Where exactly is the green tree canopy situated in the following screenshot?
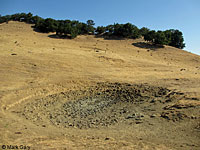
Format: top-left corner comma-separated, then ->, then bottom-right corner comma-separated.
139,27 -> 150,36
95,26 -> 106,35
86,20 -> 95,34
169,30 -> 185,49
144,30 -> 156,42
154,31 -> 168,45
0,12 -> 186,48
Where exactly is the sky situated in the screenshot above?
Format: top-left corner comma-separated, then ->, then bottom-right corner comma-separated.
0,0 -> 199,55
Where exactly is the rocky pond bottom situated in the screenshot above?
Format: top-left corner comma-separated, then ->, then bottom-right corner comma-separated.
14,82 -> 197,129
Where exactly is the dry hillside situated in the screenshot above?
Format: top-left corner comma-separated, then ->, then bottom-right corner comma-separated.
0,21 -> 200,150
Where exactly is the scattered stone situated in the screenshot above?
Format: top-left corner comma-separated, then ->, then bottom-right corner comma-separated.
190,116 -> 197,119
68,123 -> 73,126
150,114 -> 156,118
180,68 -> 186,71
161,111 -> 187,121
135,117 -> 142,121
17,82 -> 184,129
126,115 -> 134,119
164,100 -> 200,109
105,137 -> 110,140
165,99 -> 172,103
150,99 -> 156,103
135,121 -> 143,124
15,132 -> 22,134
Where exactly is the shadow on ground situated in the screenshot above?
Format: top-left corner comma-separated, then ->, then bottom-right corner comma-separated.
132,42 -> 164,50
31,26 -> 71,39
48,34 -> 71,39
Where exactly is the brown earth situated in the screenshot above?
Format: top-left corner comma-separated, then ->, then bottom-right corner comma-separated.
0,21 -> 200,150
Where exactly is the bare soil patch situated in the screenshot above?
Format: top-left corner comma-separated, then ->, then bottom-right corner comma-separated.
13,82 -> 199,129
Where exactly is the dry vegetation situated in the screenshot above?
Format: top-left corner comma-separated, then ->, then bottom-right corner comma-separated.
0,21 -> 200,150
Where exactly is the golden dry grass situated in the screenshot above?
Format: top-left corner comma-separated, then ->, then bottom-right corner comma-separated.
0,21 -> 200,150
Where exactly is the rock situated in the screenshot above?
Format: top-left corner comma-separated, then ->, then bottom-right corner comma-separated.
135,118 -> 142,121
135,121 -> 143,124
15,132 -> 22,134
150,114 -> 156,118
105,137 -> 110,140
180,68 -> 186,71
191,116 -> 197,119
68,123 -> 73,126
150,99 -> 156,103
125,115 -> 134,119
161,111 -> 187,121
165,99 -> 172,103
